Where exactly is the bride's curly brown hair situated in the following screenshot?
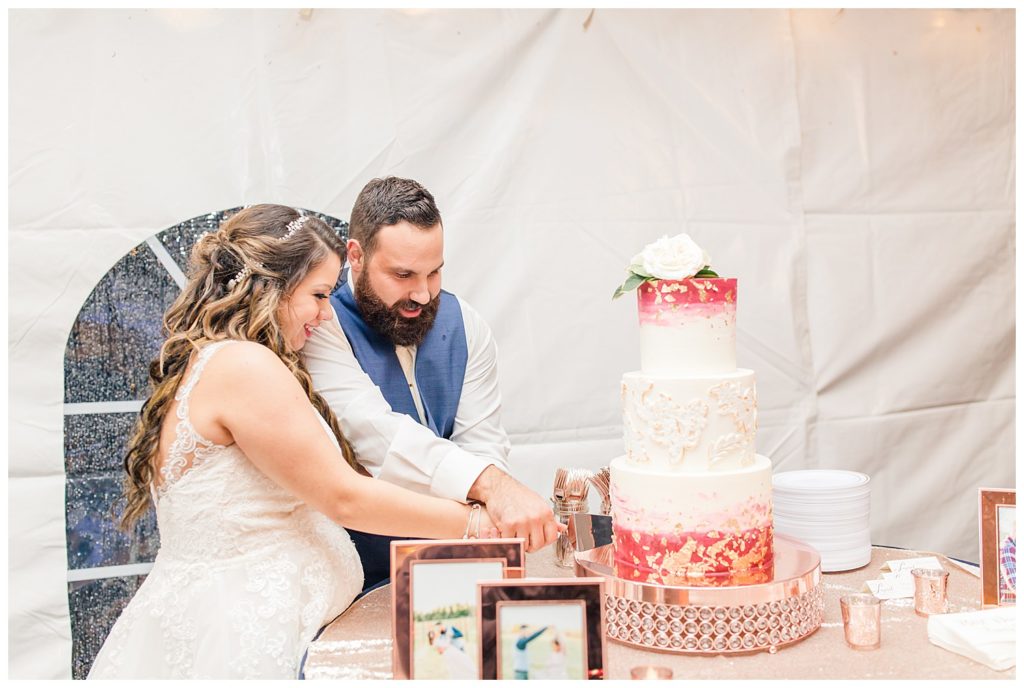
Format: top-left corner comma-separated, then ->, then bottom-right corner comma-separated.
120,204 -> 363,529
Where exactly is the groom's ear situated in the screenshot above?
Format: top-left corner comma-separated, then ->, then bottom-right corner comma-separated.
347,239 -> 364,271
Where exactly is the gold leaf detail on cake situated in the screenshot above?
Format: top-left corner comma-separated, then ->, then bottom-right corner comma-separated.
705,539 -> 728,562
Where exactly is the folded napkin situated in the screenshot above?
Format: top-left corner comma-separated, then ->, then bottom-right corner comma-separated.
927,607 -> 1017,671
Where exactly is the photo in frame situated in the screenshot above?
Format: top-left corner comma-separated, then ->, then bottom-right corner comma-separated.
477,578 -> 606,680
979,488 -> 1016,607
390,538 -> 525,680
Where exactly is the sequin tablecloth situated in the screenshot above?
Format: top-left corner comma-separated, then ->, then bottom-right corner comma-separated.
303,547 -> 1014,680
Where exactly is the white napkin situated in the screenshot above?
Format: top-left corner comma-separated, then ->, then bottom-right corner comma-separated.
927,607 -> 1017,671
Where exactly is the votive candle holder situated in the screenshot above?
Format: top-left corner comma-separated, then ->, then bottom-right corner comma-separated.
630,666 -> 674,680
911,568 -> 949,616
839,594 -> 881,650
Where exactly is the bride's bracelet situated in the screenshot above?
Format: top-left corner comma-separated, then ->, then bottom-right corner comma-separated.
463,502 -> 482,539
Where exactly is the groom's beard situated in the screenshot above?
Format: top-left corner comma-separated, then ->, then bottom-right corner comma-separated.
354,273 -> 440,347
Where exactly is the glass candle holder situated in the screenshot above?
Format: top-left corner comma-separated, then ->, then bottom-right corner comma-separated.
630,666 -> 674,680
911,568 -> 949,616
839,594 -> 881,650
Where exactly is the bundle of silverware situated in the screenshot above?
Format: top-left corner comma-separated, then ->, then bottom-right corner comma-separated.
552,467 -> 593,567
589,466 -> 611,516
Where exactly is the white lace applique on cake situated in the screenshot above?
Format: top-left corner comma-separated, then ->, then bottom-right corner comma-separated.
707,433 -> 750,468
708,380 -> 757,467
708,380 -> 757,433
624,383 -> 708,466
671,399 -> 710,465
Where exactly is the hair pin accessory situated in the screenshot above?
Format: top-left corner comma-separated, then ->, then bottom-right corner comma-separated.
280,215 -> 310,241
227,262 -> 264,290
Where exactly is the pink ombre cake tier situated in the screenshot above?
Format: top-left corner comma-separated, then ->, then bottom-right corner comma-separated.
610,454 -> 774,586
637,278 -> 737,376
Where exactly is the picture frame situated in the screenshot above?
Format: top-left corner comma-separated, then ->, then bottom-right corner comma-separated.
477,577 -> 606,680
390,538 -> 525,680
979,488 -> 1016,607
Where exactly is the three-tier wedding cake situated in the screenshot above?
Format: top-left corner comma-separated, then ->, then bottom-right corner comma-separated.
610,235 -> 774,586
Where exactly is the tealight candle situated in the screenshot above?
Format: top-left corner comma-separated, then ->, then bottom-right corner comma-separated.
630,665 -> 674,680
839,594 -> 881,650
911,568 -> 949,616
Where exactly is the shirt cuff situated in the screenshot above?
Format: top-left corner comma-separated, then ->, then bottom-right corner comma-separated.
430,448 -> 499,502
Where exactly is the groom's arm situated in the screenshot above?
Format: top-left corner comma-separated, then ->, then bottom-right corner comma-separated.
304,304 -> 560,551
303,315 -> 497,501
456,300 -> 560,550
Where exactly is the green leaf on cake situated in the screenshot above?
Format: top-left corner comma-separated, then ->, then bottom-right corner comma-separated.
628,262 -> 652,278
694,267 -> 719,278
612,272 -> 648,300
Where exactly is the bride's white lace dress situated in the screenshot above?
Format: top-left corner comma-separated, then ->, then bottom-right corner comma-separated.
88,341 -> 363,679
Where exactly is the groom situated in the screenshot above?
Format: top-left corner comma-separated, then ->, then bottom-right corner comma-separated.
304,176 -> 559,590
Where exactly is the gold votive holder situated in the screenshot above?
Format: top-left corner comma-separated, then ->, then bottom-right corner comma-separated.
630,666 -> 674,680
839,593 -> 881,650
911,568 -> 949,616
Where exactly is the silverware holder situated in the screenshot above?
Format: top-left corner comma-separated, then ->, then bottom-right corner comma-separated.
552,498 -> 588,567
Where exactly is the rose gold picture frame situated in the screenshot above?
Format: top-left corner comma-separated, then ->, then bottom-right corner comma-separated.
390,538 -> 525,680
979,488 -> 1015,607
477,577 -> 606,680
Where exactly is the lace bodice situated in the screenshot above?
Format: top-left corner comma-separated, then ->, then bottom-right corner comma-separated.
88,340 -> 363,679
155,339 -> 233,497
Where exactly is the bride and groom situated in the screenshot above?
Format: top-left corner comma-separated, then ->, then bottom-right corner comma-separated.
87,178 -> 562,679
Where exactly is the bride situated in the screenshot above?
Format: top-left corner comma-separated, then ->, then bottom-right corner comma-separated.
88,205 -> 501,679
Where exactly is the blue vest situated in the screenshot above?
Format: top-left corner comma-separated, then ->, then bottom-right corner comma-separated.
330,281 -> 468,438
330,279 -> 470,592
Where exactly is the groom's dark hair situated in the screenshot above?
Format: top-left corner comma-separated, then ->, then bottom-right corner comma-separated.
349,176 -> 442,258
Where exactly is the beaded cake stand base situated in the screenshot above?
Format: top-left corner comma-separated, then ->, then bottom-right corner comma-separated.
573,525 -> 824,655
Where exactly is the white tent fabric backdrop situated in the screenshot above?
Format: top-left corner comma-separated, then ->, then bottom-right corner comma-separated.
8,8 -> 1014,679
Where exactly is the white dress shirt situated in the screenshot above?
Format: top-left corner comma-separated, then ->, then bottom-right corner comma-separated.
302,289 -> 511,502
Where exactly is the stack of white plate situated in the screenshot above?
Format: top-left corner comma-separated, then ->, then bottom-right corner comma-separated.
772,470 -> 871,572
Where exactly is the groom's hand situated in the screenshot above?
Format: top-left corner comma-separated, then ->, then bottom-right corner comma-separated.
468,465 -> 564,552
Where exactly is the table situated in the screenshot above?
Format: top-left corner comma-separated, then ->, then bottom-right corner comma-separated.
302,547 -> 1014,680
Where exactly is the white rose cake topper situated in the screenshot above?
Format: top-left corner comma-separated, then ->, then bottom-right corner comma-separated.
613,233 -> 718,299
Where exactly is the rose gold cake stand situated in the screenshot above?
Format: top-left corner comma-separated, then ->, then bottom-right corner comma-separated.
573,522 -> 823,655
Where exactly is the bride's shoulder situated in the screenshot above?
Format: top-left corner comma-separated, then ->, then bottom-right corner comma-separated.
202,340 -> 292,385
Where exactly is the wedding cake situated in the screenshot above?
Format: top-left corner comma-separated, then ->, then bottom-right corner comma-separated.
610,235 -> 773,586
